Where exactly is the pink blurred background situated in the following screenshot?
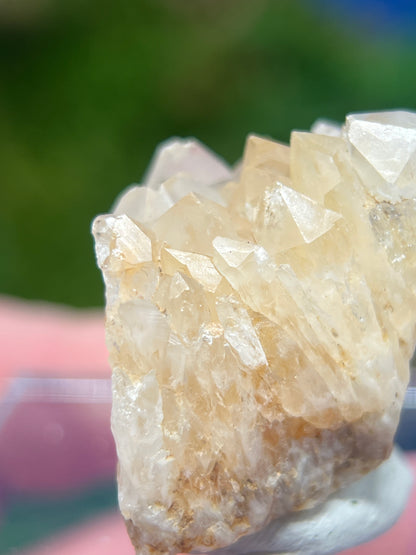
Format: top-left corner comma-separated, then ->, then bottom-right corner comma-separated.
1,295 -> 416,555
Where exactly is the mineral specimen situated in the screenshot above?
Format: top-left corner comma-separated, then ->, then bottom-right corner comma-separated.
92,111 -> 416,555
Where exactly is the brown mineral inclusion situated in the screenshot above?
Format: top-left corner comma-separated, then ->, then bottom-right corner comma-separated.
93,111 -> 416,555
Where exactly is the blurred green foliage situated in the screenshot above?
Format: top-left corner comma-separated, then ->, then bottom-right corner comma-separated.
1,0 -> 416,307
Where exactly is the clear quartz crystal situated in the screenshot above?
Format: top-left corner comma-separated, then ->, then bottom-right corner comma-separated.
92,111 -> 416,555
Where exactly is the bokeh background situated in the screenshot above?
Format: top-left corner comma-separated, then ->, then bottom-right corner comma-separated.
2,0 -> 416,307
1,1 -> 416,554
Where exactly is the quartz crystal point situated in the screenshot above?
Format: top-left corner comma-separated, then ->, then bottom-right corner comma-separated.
92,111 -> 416,555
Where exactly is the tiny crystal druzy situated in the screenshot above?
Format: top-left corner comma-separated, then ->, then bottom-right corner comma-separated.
93,111 -> 416,555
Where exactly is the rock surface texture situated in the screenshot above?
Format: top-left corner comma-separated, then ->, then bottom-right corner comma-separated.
93,111 -> 416,555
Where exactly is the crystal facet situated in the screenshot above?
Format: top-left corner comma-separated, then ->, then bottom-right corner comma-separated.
93,111 -> 416,555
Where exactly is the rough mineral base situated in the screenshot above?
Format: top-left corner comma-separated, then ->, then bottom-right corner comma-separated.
93,111 -> 416,555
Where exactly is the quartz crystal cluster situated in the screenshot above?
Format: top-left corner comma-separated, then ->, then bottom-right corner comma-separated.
93,111 -> 416,555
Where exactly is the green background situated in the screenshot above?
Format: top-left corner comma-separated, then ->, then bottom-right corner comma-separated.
1,0 -> 416,307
